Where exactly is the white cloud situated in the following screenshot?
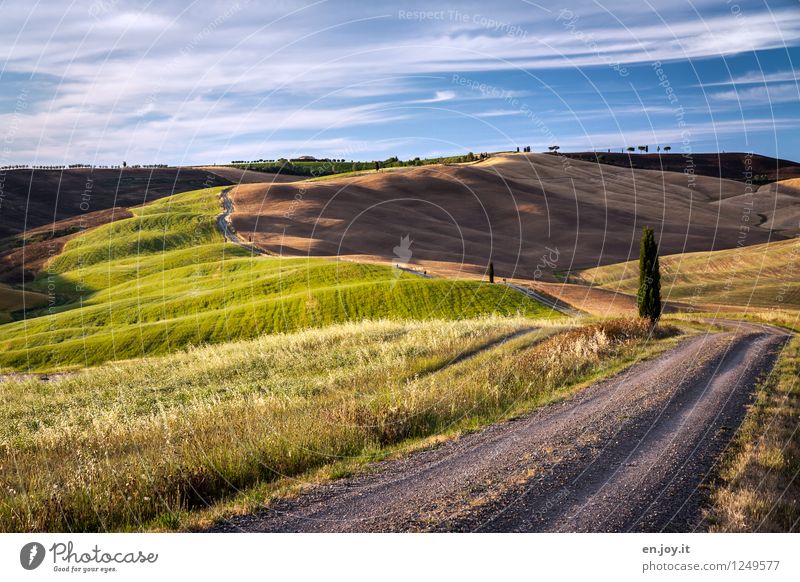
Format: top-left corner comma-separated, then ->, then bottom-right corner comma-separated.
474,109 -> 520,118
1,1 -> 799,164
711,84 -> 800,104
700,70 -> 799,87
414,90 -> 456,103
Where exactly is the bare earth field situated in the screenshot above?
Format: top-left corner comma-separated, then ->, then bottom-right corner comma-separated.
228,153 -> 787,280
196,166 -> 302,184
736,178 -> 800,234
0,207 -> 133,286
560,151 -> 800,183
0,166 -> 231,238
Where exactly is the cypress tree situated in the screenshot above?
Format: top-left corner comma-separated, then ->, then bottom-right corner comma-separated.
637,227 -> 661,322
488,261 -> 495,284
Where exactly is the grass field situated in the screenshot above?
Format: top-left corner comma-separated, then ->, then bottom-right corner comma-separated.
707,312 -> 799,531
0,316 -> 678,532
0,282 -> 48,323
0,187 -> 557,372
575,238 -> 800,310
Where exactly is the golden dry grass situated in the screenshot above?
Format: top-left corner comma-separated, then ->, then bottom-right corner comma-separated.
708,332 -> 800,532
577,238 -> 800,310
0,316 -> 674,532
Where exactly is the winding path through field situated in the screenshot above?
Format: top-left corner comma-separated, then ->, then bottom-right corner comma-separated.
213,320 -> 789,532
217,187 -> 264,253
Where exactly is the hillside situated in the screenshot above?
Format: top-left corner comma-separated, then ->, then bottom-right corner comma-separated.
228,152 -> 787,279
196,166 -> 301,184
559,152 -> 800,183
0,282 -> 47,323
0,207 -> 134,288
0,167 -> 231,238
736,178 -> 800,233
575,237 -> 800,310
0,186 -> 557,372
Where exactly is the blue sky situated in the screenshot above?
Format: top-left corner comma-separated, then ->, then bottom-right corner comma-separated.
0,0 -> 798,165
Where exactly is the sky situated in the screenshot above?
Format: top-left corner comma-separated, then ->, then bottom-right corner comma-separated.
0,0 -> 798,165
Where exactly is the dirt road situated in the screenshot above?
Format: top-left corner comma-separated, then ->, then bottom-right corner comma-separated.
505,283 -> 584,317
216,188 -> 267,255
213,321 -> 789,533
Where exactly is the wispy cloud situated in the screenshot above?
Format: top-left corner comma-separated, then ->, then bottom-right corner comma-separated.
0,1 -> 798,164
711,83 -> 800,104
474,109 -> 520,118
414,90 -> 456,103
700,70 -> 799,87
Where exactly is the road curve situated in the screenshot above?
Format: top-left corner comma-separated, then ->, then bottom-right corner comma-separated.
212,321 -> 789,533
216,187 -> 266,255
505,283 -> 584,317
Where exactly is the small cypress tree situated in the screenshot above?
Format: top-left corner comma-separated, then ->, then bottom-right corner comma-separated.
637,227 -> 661,322
488,261 -> 495,284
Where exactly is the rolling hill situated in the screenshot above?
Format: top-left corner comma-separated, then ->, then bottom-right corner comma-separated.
559,152 -> 800,183
0,207 -> 134,288
0,282 -> 47,323
196,166 -> 301,184
0,186 -> 557,372
575,237 -> 800,310
0,166 -> 231,238
228,152 -> 788,280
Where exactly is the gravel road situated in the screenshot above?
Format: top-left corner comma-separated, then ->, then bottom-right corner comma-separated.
213,322 -> 789,533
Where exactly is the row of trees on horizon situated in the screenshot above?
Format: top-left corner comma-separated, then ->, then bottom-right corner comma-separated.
0,145 -> 687,173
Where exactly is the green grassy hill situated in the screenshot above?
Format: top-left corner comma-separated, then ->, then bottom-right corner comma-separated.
576,238 -> 800,309
0,283 -> 48,323
0,187 -> 557,371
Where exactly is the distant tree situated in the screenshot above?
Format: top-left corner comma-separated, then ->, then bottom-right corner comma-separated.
488,261 -> 495,284
516,146 -> 520,153
626,146 -> 635,153
637,227 -> 661,323
122,161 -> 127,168
663,146 -> 672,152
637,146 -> 647,153
467,151 -> 475,162
374,161 -> 380,172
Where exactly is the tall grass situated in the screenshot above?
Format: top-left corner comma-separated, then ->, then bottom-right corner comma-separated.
576,238 -> 800,309
708,334 -> 800,531
0,317 -> 674,532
